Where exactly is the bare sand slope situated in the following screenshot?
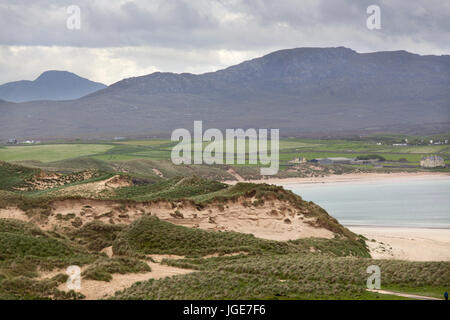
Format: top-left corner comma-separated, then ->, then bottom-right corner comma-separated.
0,207 -> 29,221
350,227 -> 450,261
52,260 -> 195,300
48,175 -> 132,197
0,197 -> 334,241
227,168 -> 244,181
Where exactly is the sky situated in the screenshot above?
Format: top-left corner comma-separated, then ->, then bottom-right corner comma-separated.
1,0 -> 449,85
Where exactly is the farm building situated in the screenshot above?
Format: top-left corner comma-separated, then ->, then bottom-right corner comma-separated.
289,157 -> 307,164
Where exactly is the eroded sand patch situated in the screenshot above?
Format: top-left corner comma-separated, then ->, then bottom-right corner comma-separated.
50,175 -> 131,197
0,207 -> 29,221
148,254 -> 185,263
56,261 -> 195,300
2,197 -> 335,241
227,168 -> 244,181
152,168 -> 164,178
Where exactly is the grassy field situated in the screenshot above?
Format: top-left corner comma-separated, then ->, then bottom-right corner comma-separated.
1,135 -> 448,166
0,144 -> 113,163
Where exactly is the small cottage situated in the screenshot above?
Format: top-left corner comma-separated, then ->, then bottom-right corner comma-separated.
289,157 -> 307,164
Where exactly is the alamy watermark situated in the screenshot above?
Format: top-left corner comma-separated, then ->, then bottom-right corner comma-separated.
366,265 -> 381,289
366,5 -> 381,30
66,265 -> 81,290
171,121 -> 279,175
66,5 -> 81,30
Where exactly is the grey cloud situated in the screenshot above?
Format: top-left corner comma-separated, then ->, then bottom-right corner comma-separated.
0,0 -> 449,85
0,0 -> 449,51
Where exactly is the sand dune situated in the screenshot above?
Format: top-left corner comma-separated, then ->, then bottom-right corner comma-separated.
0,196 -> 335,241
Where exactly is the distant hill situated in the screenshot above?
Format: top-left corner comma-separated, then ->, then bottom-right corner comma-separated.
0,70 -> 106,102
0,47 -> 449,140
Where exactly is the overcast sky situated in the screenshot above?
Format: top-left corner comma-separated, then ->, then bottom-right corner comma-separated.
1,0 -> 449,85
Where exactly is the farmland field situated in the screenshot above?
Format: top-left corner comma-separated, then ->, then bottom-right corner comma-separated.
0,144 -> 113,163
1,135 -> 449,171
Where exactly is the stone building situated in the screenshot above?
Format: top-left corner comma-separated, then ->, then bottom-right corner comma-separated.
289,157 -> 307,164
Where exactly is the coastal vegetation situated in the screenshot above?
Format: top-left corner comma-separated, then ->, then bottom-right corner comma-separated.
0,145 -> 448,300
113,254 -> 449,300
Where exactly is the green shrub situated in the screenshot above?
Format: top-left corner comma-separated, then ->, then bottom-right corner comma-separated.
69,221 -> 125,251
356,155 -> 386,161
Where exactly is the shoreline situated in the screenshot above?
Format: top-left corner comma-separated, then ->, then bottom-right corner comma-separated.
225,171 -> 450,186
348,226 -> 450,261
344,224 -> 450,230
225,172 -> 450,261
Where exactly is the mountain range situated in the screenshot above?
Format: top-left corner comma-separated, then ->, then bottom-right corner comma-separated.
1,47 -> 449,140
0,71 -> 106,103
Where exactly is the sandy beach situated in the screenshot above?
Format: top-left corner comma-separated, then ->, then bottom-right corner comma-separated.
225,171 -> 450,186
349,226 -> 450,261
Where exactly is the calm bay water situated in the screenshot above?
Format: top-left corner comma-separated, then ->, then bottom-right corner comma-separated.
285,178 -> 450,228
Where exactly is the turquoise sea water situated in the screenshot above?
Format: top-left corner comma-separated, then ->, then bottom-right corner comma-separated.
285,178 -> 450,228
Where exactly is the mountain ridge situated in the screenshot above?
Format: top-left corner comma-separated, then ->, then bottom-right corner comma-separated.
1,47 -> 449,140
0,70 -> 107,103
